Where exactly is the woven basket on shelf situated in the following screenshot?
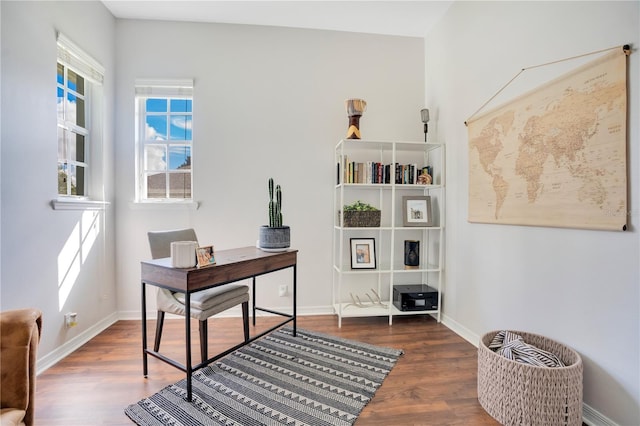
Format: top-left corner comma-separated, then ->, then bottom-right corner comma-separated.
477,330 -> 583,426
339,210 -> 381,227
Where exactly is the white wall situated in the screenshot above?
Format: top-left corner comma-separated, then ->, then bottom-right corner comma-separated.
0,1 -> 116,362
425,1 -> 639,424
113,21 -> 425,316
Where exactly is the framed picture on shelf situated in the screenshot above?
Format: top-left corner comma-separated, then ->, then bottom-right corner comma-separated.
402,196 -> 433,227
196,245 -> 216,268
350,238 -> 376,269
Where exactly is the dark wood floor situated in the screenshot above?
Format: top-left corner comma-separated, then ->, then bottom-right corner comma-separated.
35,314 -> 499,425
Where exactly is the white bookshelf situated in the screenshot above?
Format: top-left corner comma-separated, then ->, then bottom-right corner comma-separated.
332,139 -> 445,327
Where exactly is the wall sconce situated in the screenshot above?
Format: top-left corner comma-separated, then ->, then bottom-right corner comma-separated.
420,108 -> 430,142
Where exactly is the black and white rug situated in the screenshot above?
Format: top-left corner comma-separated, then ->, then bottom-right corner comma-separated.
125,327 -> 403,426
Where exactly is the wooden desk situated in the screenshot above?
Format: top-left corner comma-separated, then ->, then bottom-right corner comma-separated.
141,246 -> 298,401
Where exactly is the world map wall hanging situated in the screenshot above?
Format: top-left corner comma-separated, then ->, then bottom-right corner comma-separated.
466,46 -> 630,231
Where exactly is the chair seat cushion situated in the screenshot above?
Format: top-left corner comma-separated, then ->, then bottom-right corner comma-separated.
157,286 -> 250,321
173,284 -> 248,310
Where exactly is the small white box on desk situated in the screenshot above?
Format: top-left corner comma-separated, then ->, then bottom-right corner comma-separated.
170,241 -> 197,268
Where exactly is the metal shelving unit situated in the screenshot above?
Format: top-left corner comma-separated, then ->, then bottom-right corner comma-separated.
332,139 -> 445,327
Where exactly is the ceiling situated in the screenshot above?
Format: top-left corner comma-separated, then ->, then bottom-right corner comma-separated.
101,1 -> 454,38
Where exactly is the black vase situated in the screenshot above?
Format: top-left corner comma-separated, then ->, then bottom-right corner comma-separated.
404,240 -> 420,269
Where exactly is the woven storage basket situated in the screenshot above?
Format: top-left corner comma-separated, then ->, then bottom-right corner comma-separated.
340,210 -> 381,227
478,330 -> 583,426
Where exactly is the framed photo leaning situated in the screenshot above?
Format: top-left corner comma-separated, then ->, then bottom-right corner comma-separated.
196,245 -> 216,268
402,196 -> 433,227
350,238 -> 376,269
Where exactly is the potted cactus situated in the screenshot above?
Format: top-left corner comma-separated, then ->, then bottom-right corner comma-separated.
258,178 -> 291,251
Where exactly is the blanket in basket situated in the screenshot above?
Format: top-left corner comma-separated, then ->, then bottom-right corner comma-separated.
488,330 -> 565,367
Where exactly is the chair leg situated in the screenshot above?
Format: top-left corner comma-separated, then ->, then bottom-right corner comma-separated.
154,311 -> 165,352
199,320 -> 208,363
242,301 -> 250,342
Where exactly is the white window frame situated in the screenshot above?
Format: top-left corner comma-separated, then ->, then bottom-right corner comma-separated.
134,79 -> 194,204
54,32 -> 108,210
57,63 -> 89,197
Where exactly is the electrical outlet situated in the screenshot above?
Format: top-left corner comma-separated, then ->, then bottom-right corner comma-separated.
278,285 -> 288,297
65,312 -> 78,328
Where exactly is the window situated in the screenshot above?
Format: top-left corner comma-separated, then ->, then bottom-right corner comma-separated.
135,80 -> 193,201
56,33 -> 104,198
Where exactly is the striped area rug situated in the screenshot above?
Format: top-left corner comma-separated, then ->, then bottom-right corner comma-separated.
125,327 -> 403,426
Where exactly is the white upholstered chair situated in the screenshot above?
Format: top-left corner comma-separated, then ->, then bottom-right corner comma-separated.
147,229 -> 250,362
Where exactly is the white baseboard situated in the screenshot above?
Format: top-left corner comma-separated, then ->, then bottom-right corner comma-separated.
441,313 -> 480,347
36,311 -> 119,375
118,305 -> 334,321
583,403 -> 618,426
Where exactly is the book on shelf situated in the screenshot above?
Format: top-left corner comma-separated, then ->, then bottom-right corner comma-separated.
395,163 -> 419,184
339,157 -> 434,185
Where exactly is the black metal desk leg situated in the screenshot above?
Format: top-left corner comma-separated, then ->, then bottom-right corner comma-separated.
141,281 -> 148,377
252,277 -> 256,326
185,291 -> 192,401
293,264 -> 297,337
